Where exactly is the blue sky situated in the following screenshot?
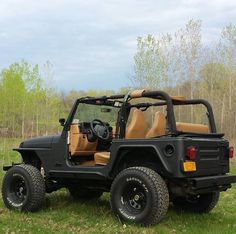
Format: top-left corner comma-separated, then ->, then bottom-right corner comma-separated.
0,0 -> 235,92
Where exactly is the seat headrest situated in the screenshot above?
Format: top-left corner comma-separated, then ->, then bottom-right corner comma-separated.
146,111 -> 166,138
126,108 -> 148,139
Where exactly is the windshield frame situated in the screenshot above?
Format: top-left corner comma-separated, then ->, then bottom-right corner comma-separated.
64,95 -> 124,132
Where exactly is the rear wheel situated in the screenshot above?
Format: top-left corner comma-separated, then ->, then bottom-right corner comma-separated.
68,187 -> 103,200
110,167 -> 169,225
2,164 -> 45,212
172,192 -> 220,213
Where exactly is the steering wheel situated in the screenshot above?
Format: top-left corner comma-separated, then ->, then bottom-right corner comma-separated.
90,119 -> 110,141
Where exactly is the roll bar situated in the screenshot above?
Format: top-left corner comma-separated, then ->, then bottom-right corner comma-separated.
63,89 -> 217,138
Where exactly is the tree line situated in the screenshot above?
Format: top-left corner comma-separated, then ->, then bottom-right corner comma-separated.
0,62 -> 123,138
0,20 -> 236,142
132,20 -> 236,140
0,61 -> 62,137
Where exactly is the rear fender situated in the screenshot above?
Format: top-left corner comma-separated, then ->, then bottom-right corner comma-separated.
108,145 -> 172,178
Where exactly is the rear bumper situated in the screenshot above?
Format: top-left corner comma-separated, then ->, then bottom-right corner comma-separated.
186,174 -> 236,194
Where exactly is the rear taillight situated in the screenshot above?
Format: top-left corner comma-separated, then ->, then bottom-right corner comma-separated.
229,146 -> 234,158
186,146 -> 197,160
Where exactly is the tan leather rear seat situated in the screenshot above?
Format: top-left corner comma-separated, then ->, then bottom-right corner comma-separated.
176,122 -> 209,133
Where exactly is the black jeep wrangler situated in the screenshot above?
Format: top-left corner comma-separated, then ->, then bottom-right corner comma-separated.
2,90 -> 236,225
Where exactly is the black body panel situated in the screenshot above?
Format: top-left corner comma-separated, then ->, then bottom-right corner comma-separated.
107,136 -> 230,178
13,133 -> 234,195
20,135 -> 56,148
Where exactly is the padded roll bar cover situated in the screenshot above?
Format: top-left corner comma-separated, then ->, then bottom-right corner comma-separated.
130,89 -> 146,98
171,96 -> 186,101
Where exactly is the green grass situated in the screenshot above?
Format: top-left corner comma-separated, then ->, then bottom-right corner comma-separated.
0,139 -> 236,233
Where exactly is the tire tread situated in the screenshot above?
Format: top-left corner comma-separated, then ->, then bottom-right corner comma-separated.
110,166 -> 169,225
2,164 -> 45,212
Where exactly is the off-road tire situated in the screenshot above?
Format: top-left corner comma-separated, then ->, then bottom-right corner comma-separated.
2,164 -> 45,212
68,187 -> 103,200
110,167 -> 169,226
172,192 -> 220,213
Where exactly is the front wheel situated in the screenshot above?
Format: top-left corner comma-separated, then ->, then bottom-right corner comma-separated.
172,192 -> 220,213
2,164 -> 45,212
110,167 -> 169,226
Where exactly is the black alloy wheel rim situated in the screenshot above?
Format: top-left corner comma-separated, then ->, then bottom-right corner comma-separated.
8,175 -> 27,205
121,182 -> 147,214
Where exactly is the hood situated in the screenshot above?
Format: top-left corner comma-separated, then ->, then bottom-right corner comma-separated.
20,135 -> 56,148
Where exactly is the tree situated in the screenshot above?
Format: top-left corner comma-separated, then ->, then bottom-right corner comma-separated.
0,61 -> 65,137
132,20 -> 202,122
199,63 -> 230,132
132,34 -> 172,89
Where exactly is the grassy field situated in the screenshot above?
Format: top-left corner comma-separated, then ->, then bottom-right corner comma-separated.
0,139 -> 235,234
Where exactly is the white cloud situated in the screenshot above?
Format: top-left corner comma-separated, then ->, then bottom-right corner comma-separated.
0,0 -> 235,90
181,0 -> 236,9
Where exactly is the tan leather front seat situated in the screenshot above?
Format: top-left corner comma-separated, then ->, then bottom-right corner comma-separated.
146,111 -> 166,138
69,124 -> 97,156
94,152 -> 110,165
126,109 -> 148,139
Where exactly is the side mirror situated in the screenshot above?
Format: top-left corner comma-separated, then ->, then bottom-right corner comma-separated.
59,118 -> 66,126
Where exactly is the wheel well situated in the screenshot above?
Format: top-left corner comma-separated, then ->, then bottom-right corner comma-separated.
111,147 -> 166,178
20,151 -> 42,170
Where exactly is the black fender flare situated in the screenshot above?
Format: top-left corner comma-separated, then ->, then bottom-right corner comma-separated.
13,148 -> 45,170
108,144 -> 172,178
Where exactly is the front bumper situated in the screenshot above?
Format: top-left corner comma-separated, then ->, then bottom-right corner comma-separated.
186,174 -> 236,194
